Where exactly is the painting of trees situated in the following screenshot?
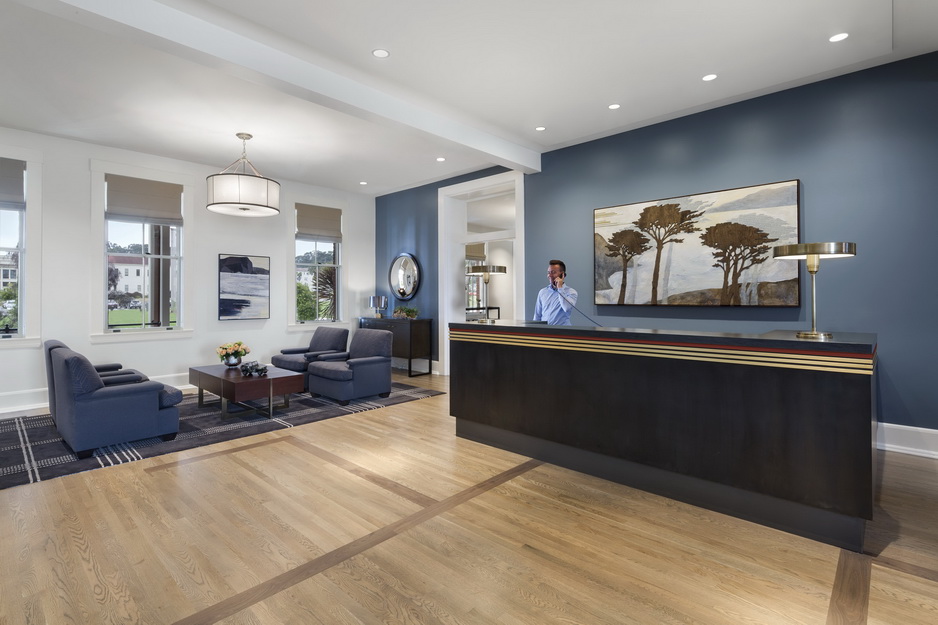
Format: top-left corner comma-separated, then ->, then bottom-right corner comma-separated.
605,229 -> 650,305
592,179 -> 800,306
700,222 -> 778,305
632,203 -> 704,305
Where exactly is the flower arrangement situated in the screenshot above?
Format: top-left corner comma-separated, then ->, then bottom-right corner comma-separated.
217,341 -> 250,361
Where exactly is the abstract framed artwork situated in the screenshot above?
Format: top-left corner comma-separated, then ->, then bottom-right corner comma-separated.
593,180 -> 800,306
218,254 -> 270,320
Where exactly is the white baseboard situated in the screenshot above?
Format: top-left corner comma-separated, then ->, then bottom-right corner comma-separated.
877,422 -> 938,459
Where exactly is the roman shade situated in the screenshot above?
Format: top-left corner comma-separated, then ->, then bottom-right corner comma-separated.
466,243 -> 486,261
105,174 -> 183,226
0,157 -> 26,207
296,203 -> 342,242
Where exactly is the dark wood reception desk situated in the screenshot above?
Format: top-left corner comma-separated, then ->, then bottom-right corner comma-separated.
449,321 -> 877,551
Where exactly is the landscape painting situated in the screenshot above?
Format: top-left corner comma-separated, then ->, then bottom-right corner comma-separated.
218,254 -> 270,320
594,180 -> 800,306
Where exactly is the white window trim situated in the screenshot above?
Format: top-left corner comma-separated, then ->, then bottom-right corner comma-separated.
89,160 -> 196,343
0,145 -> 42,349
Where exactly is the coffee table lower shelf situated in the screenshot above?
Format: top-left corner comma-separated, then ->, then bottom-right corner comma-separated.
188,364 -> 305,418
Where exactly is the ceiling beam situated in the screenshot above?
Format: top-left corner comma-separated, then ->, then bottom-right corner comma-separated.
22,0 -> 542,173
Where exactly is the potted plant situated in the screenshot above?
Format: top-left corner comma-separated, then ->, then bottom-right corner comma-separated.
392,306 -> 418,319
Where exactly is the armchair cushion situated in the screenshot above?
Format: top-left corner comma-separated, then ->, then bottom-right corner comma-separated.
71,354 -> 106,394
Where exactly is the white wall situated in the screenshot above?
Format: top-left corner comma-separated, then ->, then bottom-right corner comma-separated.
0,126 -> 375,413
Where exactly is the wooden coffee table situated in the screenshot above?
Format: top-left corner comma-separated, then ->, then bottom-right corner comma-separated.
188,364 -> 305,418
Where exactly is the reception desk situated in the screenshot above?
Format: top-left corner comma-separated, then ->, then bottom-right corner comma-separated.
449,321 -> 877,551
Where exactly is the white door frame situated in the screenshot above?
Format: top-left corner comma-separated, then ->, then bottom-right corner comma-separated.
437,171 -> 524,376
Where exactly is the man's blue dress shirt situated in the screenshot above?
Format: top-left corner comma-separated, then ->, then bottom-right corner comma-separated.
533,284 -> 578,325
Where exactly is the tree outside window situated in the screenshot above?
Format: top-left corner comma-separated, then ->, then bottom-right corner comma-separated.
295,239 -> 338,321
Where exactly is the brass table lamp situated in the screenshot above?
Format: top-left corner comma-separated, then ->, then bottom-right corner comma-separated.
773,242 -> 856,340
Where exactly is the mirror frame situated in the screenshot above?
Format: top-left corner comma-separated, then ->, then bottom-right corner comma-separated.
389,253 -> 420,301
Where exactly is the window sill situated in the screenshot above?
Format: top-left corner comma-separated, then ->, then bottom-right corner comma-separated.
287,321 -> 350,333
90,328 -> 194,344
0,335 -> 40,349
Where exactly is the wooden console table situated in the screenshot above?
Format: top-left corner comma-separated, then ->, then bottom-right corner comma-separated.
449,321 -> 877,551
360,317 -> 432,376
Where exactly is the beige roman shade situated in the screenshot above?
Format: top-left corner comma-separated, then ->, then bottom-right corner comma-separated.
466,243 -> 486,261
296,203 -> 342,242
0,157 -> 26,207
105,174 -> 183,225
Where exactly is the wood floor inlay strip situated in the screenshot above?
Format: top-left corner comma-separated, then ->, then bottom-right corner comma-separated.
872,555 -> 938,584
171,458 -> 543,625
827,549 -> 872,625
284,436 -> 439,507
145,438 -> 286,472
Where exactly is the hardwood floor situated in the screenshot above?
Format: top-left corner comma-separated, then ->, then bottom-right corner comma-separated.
1,372 -> 937,624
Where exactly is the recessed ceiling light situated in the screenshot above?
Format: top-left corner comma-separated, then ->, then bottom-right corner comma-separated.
829,33 -> 849,43
372,49 -> 390,58
436,157 -> 446,162
535,126 -> 546,131
702,74 -> 718,82
359,181 -> 368,185
608,104 -> 621,110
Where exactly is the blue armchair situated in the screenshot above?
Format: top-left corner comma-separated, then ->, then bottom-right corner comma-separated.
44,339 -> 148,424
50,347 -> 182,458
307,328 -> 392,405
271,326 -> 349,390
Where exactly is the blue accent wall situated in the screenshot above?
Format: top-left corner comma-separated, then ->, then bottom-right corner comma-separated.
378,52 -> 938,429
374,167 -> 507,359
525,52 -> 937,429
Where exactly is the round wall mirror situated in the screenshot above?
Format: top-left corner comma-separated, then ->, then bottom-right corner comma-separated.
389,253 -> 420,300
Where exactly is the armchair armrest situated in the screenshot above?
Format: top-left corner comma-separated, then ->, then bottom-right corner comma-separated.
318,351 -> 350,362
304,349 -> 339,361
94,362 -> 123,373
80,380 -> 165,400
101,372 -> 147,386
280,347 -> 307,355
347,356 -> 391,369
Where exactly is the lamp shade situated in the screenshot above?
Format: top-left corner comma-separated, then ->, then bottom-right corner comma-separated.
369,295 -> 388,310
206,133 -> 280,217
466,264 -> 507,275
773,242 -> 856,259
206,173 -> 281,217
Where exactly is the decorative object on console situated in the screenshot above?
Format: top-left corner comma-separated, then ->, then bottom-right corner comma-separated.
218,341 -> 250,366
369,295 -> 388,318
206,132 -> 280,217
772,241 -> 856,340
239,361 -> 268,376
393,306 -> 418,319
593,179 -> 800,307
389,253 -> 420,300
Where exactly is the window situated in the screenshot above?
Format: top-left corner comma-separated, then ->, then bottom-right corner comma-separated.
105,174 -> 183,330
295,204 -> 341,322
0,157 -> 26,335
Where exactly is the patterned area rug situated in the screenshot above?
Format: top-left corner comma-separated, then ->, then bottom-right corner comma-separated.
0,383 -> 443,491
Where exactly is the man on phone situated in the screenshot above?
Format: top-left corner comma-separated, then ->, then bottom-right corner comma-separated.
533,259 -> 578,325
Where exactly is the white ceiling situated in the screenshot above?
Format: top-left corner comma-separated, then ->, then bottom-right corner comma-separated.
2,0 -> 937,197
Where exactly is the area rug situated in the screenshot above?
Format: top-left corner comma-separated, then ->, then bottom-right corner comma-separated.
0,383 -> 443,490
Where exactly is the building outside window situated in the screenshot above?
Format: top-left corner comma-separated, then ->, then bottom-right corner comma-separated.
105,174 -> 183,330
295,204 -> 341,322
0,157 -> 26,335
